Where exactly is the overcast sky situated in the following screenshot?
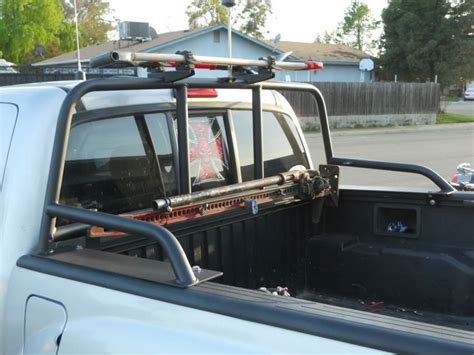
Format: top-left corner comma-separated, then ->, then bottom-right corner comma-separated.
107,0 -> 388,43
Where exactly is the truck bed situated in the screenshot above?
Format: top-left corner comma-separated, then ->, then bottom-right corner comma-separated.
48,186 -> 474,334
18,251 -> 474,354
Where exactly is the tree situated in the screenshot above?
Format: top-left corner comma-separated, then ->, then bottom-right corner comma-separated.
314,30 -> 339,45
380,0 -> 474,85
186,0 -> 228,29
61,0 -> 114,46
186,0 -> 272,38
238,0 -> 272,38
0,0 -> 74,64
331,0 -> 380,53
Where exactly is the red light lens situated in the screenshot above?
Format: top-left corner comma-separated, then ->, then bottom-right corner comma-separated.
451,175 -> 458,183
305,62 -> 324,70
187,88 -> 218,98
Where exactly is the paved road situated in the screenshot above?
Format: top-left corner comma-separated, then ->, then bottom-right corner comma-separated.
442,100 -> 474,115
304,123 -> 474,188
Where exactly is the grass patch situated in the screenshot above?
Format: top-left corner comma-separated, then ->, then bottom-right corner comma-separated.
440,96 -> 460,102
437,112 -> 474,124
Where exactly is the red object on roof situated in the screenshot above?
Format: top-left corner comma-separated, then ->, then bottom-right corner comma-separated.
168,61 -> 219,70
187,88 -> 218,98
305,62 -> 324,70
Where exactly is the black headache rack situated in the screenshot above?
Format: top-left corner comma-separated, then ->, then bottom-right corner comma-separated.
30,51 -> 455,289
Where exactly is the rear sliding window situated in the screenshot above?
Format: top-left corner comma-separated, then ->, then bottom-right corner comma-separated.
232,110 -> 307,181
61,114 -> 176,215
187,113 -> 232,191
60,108 -> 306,216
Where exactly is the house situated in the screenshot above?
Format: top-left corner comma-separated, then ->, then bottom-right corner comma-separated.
33,24 -> 373,83
270,41 -> 373,83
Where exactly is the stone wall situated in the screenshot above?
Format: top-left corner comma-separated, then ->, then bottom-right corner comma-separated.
299,113 -> 436,131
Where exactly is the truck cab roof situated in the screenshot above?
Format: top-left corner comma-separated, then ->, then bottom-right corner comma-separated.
9,79 -> 296,113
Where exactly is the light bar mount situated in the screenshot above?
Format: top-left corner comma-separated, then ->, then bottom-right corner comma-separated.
224,56 -> 276,84
89,50 -> 323,83
147,50 -> 196,82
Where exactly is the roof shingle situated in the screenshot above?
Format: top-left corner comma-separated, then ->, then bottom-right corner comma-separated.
270,41 -> 370,63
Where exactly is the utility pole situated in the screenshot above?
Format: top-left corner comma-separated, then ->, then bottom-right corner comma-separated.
221,0 -> 236,77
73,0 -> 86,80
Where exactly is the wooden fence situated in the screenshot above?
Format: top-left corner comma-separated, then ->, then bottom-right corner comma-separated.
1,74 -> 439,117
279,82 -> 440,117
0,70 -> 126,86
0,73 -> 76,86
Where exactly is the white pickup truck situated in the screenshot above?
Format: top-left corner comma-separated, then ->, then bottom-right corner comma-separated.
1,53 -> 473,354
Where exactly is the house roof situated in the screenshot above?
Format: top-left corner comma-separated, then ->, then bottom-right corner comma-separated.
33,24 -> 293,67
34,24 -> 369,67
270,41 -> 370,63
33,27 -> 206,66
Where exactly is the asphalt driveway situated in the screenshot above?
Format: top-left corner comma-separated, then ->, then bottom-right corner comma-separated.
305,123 -> 474,188
442,100 -> 474,115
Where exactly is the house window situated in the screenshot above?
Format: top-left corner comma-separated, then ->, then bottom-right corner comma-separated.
213,30 -> 220,43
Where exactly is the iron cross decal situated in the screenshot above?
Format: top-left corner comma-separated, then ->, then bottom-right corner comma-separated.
189,117 -> 228,186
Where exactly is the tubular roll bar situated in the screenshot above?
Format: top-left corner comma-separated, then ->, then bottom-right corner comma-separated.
47,204 -> 197,287
38,76 -> 454,286
260,81 -> 454,193
330,157 -> 454,189
175,86 -> 191,193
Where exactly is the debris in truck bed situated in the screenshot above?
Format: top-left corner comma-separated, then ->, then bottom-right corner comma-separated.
258,286 -> 291,297
386,221 -> 408,233
360,301 -> 385,313
298,291 -> 474,332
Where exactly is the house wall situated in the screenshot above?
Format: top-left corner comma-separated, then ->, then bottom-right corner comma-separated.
274,65 -> 371,83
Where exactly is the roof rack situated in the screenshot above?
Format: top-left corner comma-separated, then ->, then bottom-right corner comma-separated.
90,50 -> 323,83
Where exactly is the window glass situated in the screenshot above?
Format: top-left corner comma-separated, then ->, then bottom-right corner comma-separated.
213,30 -> 220,43
187,114 -> 232,190
145,113 -> 178,196
232,111 -> 254,178
232,110 -> 307,181
66,117 -> 145,160
61,116 -> 164,216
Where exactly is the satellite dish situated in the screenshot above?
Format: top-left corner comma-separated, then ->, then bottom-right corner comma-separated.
276,51 -> 293,61
359,58 -> 374,71
273,34 -> 281,47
